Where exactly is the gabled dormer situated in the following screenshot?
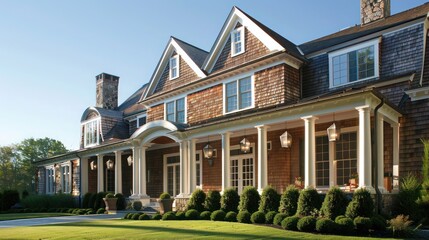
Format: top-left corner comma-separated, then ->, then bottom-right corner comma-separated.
142,37 -> 208,100
202,6 -> 304,74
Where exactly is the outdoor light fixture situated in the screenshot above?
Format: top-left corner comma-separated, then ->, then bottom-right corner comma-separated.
127,155 -> 133,166
106,159 -> 114,170
240,137 -> 251,153
203,136 -> 214,166
327,113 -> 340,142
280,131 -> 292,148
90,160 -> 97,170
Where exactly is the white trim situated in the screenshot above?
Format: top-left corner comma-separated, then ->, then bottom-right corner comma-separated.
229,143 -> 256,194
231,26 -> 245,57
328,38 -> 380,88
164,96 -> 187,123
405,86 -> 429,101
169,55 -> 180,80
195,150 -> 203,189
163,153 -> 180,196
223,75 -> 255,115
60,162 -> 71,194
82,117 -> 101,148
45,165 -> 55,195
136,113 -> 147,128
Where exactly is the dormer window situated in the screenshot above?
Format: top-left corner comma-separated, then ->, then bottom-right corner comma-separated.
231,27 -> 245,56
169,55 -> 179,79
83,118 -> 100,147
329,39 -> 379,87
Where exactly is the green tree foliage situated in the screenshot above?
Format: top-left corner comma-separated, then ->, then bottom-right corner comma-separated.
0,146 -> 16,192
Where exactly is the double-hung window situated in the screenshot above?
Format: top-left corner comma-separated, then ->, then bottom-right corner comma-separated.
46,166 -> 55,194
166,98 -> 185,123
225,76 -> 252,113
329,39 -> 379,87
169,55 -> 179,79
137,114 -> 146,128
83,118 -> 99,147
231,27 -> 245,56
61,164 -> 70,194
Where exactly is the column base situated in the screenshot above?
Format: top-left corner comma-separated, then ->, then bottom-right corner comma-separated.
377,186 -> 387,194
129,194 -> 140,200
175,193 -> 190,198
357,185 -> 375,194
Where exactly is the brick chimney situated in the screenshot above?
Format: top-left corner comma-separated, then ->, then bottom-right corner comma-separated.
96,73 -> 119,110
361,0 -> 391,25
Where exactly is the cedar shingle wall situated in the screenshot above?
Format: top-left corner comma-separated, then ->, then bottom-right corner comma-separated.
187,84 -> 223,125
147,104 -> 164,123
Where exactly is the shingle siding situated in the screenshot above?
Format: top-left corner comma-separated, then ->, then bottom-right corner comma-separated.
302,54 -> 329,98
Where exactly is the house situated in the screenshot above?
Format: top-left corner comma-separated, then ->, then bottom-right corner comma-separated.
35,0 -> 429,210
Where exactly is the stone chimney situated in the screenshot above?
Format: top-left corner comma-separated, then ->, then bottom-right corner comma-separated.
361,0 -> 391,25
96,73 -> 119,110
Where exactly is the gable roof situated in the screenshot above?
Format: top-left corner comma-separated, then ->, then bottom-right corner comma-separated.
299,2 -> 429,55
142,37 -> 208,100
118,83 -> 148,116
202,6 -> 304,73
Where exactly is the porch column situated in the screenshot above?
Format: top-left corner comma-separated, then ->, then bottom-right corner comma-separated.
221,132 -> 231,193
392,122 -> 400,192
356,106 -> 374,193
178,140 -> 188,197
301,116 -> 317,188
377,115 -> 386,193
97,154 -> 104,192
114,151 -> 122,194
139,147 -> 148,197
80,157 -> 89,195
256,125 -> 269,193
131,146 -> 140,198
187,139 -> 197,194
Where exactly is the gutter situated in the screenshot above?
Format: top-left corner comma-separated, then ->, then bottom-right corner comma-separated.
372,98 -> 384,215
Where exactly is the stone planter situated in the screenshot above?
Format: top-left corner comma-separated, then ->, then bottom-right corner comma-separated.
103,198 -> 118,211
157,198 -> 174,214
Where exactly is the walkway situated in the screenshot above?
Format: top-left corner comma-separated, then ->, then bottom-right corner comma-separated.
0,212 -> 126,228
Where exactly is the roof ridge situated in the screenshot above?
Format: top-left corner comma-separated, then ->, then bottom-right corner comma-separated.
171,36 -> 209,54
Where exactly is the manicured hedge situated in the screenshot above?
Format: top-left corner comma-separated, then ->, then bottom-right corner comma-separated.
221,188 -> 239,213
238,186 -> 260,213
279,185 -> 299,216
187,189 -> 206,212
281,216 -> 300,231
204,190 -> 221,212
258,186 -> 280,213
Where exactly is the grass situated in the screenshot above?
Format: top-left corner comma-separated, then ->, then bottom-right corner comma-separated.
0,213 -> 74,221
0,219 -> 399,240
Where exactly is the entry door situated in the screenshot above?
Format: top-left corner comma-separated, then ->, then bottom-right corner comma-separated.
166,155 -> 180,197
231,156 -> 254,194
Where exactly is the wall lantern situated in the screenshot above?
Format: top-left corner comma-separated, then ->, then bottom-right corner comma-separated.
106,159 -> 114,170
240,137 -> 251,153
327,123 -> 339,141
90,160 -> 97,170
280,131 -> 292,148
203,136 -> 214,166
127,155 -> 133,166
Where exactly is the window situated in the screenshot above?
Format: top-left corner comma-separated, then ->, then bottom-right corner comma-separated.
225,76 -> 252,113
169,55 -> 179,79
336,132 -> 357,185
164,154 -> 180,197
196,152 -> 202,188
165,98 -> 185,123
329,39 -> 379,87
231,27 -> 245,56
137,114 -> 146,127
83,119 -> 99,147
46,166 -> 55,194
316,136 -> 330,187
61,165 -> 70,193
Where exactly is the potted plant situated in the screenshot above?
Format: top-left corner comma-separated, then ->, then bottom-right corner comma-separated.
349,172 -> 359,186
157,192 -> 174,214
103,193 -> 118,211
295,176 -> 304,188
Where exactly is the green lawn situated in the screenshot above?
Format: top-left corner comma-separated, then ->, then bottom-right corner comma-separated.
0,219 -> 400,240
0,213 -> 74,221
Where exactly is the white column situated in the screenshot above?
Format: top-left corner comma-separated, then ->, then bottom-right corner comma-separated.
187,139 -> 197,194
221,132 -> 231,193
131,146 -> 140,198
97,154 -> 104,192
301,116 -> 318,188
329,143 -> 336,187
392,122 -> 400,192
377,115 -> 386,193
80,158 -> 89,195
356,106 -> 374,193
139,147 -> 148,197
178,141 -> 188,197
256,125 -> 269,193
114,151 -> 122,194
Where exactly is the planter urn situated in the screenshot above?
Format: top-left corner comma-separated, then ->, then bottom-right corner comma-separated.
103,197 -> 118,211
157,198 -> 174,214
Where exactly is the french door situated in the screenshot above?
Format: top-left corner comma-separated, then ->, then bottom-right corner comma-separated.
165,155 -> 180,197
231,155 -> 254,194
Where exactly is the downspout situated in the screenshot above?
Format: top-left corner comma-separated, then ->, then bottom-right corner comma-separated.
76,153 -> 82,208
372,98 -> 384,215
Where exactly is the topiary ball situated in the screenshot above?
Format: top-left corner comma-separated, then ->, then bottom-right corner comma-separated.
335,215 -> 347,222
185,209 -> 199,220
123,213 -> 131,219
315,218 -> 337,234
265,211 -> 277,224
132,201 -> 143,211
297,216 -> 317,232
132,213 -> 141,220
281,216 -> 300,231
211,210 -> 226,221
354,217 -> 372,233
200,211 -> 212,220
251,211 -> 266,224
175,211 -> 186,220
273,213 -> 288,226
139,213 -> 151,220
225,211 -> 237,222
152,213 -> 162,220
96,208 -> 106,214
237,210 -> 251,224
335,217 -> 354,235
162,211 -> 176,220
371,214 -> 387,231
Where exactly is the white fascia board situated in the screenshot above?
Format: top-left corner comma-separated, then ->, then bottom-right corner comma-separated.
171,39 -> 206,78
406,86 -> 429,101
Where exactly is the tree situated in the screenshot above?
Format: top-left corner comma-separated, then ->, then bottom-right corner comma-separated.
0,146 -> 16,192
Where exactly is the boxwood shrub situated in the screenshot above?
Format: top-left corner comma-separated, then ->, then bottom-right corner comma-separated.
259,186 -> 280,213
315,218 -> 337,234
225,211 -> 237,222
82,192 -> 92,208
162,211 -> 176,220
132,201 -> 143,211
211,210 -> 226,221
185,209 -> 199,220
114,193 -> 126,210
175,211 -> 186,220
354,216 -> 372,233
345,188 -> 374,219
296,187 -> 321,217
265,211 -> 277,224
335,217 -> 354,235
281,216 -> 300,231
152,213 -> 162,220
204,190 -> 221,212
320,187 -> 348,220
250,211 -> 265,224
238,186 -> 260,213
132,213 -> 141,220
371,214 -> 387,231
297,216 -> 317,232
94,192 -> 106,210
96,208 -> 106,214
200,211 -> 211,220
273,213 -> 288,226
187,189 -> 206,212
221,188 -> 239,213
139,213 -> 151,220
279,185 -> 299,216
237,210 -> 251,224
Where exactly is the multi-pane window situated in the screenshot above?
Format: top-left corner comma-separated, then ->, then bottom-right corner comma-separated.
330,40 -> 378,87
336,132 -> 358,185
46,167 -> 55,194
61,165 -> 70,193
169,55 -> 179,79
166,155 -> 180,197
231,27 -> 245,56
84,119 -> 99,147
225,77 -> 252,113
316,136 -> 330,187
166,98 -> 185,123
196,153 -> 202,188
137,114 -> 146,127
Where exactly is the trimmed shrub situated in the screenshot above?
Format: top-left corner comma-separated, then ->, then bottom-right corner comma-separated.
114,193 -> 126,210
273,213 -> 288,226
335,215 -> 346,222
132,201 -> 143,211
159,192 -> 171,200
86,209 -> 95,214
335,217 -> 354,235
162,211 -> 176,220
320,187 -> 348,220
204,190 -> 221,212
281,216 -> 300,231
297,216 -> 317,232
315,218 -> 336,234
187,189 -> 206,212
221,188 -> 239,213
345,188 -> 374,219
265,211 -> 277,224
279,185 -> 300,216
0,192 -> 3,211
211,210 -> 226,221
354,217 -> 372,233
185,209 -> 199,220
175,211 -> 186,220
94,192 -> 106,210
82,192 -> 92,208
251,211 -> 266,224
237,210 -> 251,224
296,187 -> 321,217
88,193 -> 97,210
132,213 -> 141,220
96,208 -> 106,214
238,186 -> 260,213
21,194 -> 75,209
200,211 -> 211,220
225,211 -> 237,222
123,213 -> 131,219
139,213 -> 151,220
259,186 -> 280,213
371,214 -> 387,231
2,190 -> 20,210
152,213 -> 162,220
22,190 -> 29,199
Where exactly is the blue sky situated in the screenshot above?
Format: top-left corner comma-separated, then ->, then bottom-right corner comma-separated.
0,0 -> 426,150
